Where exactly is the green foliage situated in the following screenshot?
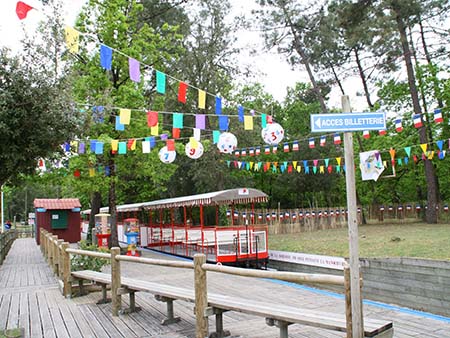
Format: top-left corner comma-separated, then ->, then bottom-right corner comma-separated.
71,240 -> 110,272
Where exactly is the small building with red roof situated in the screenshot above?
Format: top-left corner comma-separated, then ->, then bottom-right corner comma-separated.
34,198 -> 81,245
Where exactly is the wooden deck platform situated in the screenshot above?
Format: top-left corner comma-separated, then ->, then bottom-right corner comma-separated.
0,238 -> 450,337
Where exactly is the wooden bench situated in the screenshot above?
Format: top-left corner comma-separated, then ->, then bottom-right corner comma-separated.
71,270 -> 392,338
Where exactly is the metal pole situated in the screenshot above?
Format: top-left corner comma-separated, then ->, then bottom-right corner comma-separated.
342,95 -> 363,337
1,185 -> 4,234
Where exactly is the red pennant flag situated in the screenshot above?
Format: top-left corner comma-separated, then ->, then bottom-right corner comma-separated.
167,139 -> 175,151
73,169 -> 80,178
16,1 -> 34,20
172,128 -> 180,139
178,82 -> 188,103
147,111 -> 158,127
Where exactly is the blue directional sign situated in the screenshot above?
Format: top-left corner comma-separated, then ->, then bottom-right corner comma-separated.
310,112 -> 386,132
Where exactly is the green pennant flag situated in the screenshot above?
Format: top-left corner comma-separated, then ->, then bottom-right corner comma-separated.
226,161 -> 231,168
404,146 -> 411,158
397,158 -> 402,166
313,166 -> 317,174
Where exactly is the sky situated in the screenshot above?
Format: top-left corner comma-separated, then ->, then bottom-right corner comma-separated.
0,0 -> 368,111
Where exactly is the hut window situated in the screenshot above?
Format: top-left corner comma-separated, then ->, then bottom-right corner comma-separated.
51,210 -> 68,229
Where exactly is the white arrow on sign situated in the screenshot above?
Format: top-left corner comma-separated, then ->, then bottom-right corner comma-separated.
315,117 -> 321,129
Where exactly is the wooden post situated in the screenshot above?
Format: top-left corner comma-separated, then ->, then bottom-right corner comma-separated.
194,254 -> 208,338
46,232 -> 51,262
342,95 -> 363,337
56,239 -> 64,277
51,235 -> 58,273
344,265 -> 352,338
111,247 -> 122,316
61,242 -> 72,297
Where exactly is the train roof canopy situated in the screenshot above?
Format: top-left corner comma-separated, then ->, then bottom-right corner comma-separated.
83,188 -> 267,214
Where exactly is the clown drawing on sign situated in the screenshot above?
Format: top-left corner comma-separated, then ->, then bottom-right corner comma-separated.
359,150 -> 385,181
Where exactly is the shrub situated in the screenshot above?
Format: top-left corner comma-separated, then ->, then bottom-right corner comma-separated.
71,240 -> 110,272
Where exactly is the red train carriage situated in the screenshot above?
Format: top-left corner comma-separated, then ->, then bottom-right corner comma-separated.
82,188 -> 269,268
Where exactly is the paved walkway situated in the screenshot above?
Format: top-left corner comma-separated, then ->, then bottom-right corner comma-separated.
0,238 -> 450,337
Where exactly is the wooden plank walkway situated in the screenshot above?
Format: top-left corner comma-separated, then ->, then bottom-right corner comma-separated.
0,238 -> 449,337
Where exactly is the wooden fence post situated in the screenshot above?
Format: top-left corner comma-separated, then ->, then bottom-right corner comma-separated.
45,233 -> 51,262
40,229 -> 46,255
344,265 -> 352,338
56,239 -> 64,277
194,254 -> 208,338
51,235 -> 58,272
61,242 -> 72,298
111,247 -> 122,316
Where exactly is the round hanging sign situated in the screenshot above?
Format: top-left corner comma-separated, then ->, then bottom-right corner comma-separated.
261,122 -> 284,145
217,132 -> 238,154
185,141 -> 204,159
158,146 -> 176,163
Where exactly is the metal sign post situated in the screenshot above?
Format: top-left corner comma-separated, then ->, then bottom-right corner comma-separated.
342,95 -> 363,337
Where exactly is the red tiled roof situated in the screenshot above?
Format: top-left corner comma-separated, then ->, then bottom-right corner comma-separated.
33,198 -> 81,210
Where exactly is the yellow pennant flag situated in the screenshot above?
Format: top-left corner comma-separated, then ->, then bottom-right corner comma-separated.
336,157 -> 342,166
383,160 -> 387,168
89,168 -> 95,177
129,139 -> 136,151
70,141 -> 78,152
292,161 -> 298,169
389,148 -> 396,160
111,140 -> 118,151
120,109 -> 131,125
198,90 -> 206,109
297,165 -> 301,173
273,162 -> 278,168
420,143 -> 428,154
319,165 -> 324,174
151,124 -> 159,136
244,116 -> 253,130
250,162 -> 254,170
64,26 -> 79,53
189,137 -> 198,149
428,151 -> 435,160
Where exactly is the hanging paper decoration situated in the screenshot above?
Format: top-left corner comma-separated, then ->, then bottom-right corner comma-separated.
193,90 -> 205,110
79,142 -> 85,154
434,108 -> 443,123
151,124 -> 159,136
171,82 -> 186,104
127,139 -> 136,150
74,169 -> 80,178
129,57 -> 140,82
261,114 -> 267,128
217,132 -> 237,154
413,114 -> 423,128
95,142 -> 104,154
249,148 -> 255,156
185,141 -> 204,159
159,146 -> 176,163
119,109 -> 131,125
172,128 -> 180,139
147,111 -> 158,127
261,122 -> 284,145
437,140 -> 444,151
238,105 -> 244,123
283,143 -> 290,152
212,130 -> 220,144
363,130 -> 370,139
292,141 -> 299,151
219,115 -> 229,130
16,1 -> 34,20
215,96 -> 222,115
193,128 -> 201,141
379,129 -> 386,136
395,118 -> 403,132
320,135 -> 326,146
64,26 -> 79,53
256,147 -> 261,155
195,114 -> 206,130
244,116 -> 253,130
156,71 -> 166,94
115,116 -> 124,131
309,138 -> 315,149
272,145 -> 278,154
241,149 -> 247,156
118,142 -> 127,154
100,45 -> 112,70
264,146 -> 270,155
142,140 -> 150,153
173,113 -> 184,128
333,133 -> 341,145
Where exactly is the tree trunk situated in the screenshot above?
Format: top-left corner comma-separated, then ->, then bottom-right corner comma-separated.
109,159 -> 119,247
354,48 -> 373,108
392,3 -> 439,223
87,191 -> 102,244
330,62 -> 345,96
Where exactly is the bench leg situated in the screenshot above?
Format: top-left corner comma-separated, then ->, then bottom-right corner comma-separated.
208,310 -> 231,338
155,296 -> 181,325
78,280 -> 87,296
121,291 -> 142,314
96,284 -> 111,304
266,318 -> 290,338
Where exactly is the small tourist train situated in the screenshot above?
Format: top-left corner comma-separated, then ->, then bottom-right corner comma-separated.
81,188 -> 269,268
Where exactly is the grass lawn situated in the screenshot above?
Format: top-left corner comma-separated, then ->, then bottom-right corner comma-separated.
268,222 -> 450,259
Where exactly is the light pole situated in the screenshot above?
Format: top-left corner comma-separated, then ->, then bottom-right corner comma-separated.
1,185 -> 4,233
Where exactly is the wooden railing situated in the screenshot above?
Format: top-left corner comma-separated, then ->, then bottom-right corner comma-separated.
0,230 -> 17,265
15,225 -> 34,238
40,228 -> 359,338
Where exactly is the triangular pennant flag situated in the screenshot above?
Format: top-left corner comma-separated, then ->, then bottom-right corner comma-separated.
404,146 -> 411,158
198,90 -> 206,109
428,151 -> 435,160
178,82 -> 188,103
420,143 -> 428,154
120,108 -> 131,125
292,161 -> 297,169
129,57 -> 140,82
404,156 -> 409,165
313,159 -> 319,166
328,165 -> 332,174
336,157 -> 342,166
437,140 -> 444,151
156,71 -> 166,94
324,158 -> 329,167
319,165 -> 324,174
100,45 -> 112,70
16,1 -> 34,20
389,148 -> 396,160
64,26 -> 79,53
